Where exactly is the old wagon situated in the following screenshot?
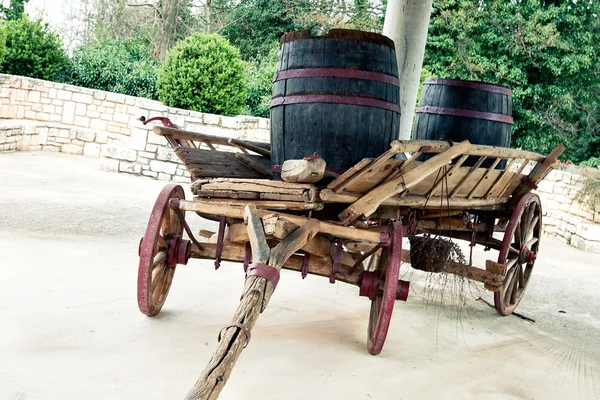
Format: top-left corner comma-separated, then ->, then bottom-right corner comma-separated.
136,113 -> 563,399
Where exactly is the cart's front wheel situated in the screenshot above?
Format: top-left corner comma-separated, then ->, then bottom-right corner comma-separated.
365,221 -> 403,355
137,184 -> 188,316
494,193 -> 542,316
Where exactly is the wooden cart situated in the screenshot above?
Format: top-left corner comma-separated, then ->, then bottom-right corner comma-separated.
136,117 -> 564,399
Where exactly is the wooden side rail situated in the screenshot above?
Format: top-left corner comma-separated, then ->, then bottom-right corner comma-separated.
392,139 -> 545,162
153,126 -> 271,151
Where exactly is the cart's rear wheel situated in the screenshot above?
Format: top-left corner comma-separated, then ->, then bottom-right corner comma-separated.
138,184 -> 187,316
366,221 -> 402,355
494,193 -> 542,316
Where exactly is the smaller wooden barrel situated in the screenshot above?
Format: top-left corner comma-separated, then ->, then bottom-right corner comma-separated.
270,29 -> 401,176
413,78 -> 513,168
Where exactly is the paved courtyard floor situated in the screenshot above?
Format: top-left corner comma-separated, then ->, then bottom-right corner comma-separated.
1,151 -> 599,400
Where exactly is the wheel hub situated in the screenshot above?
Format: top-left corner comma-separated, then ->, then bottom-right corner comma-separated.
168,236 -> 191,266
359,271 -> 379,301
518,244 -> 536,264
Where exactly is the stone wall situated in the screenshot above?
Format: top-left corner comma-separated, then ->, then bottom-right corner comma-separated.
0,74 -> 270,182
535,169 -> 600,252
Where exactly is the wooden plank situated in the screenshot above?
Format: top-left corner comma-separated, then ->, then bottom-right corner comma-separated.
339,140 -> 472,222
154,126 -> 270,149
272,220 -> 331,257
175,147 -> 270,179
467,158 -> 502,199
342,160 -> 403,193
497,160 -> 529,198
234,153 -> 273,178
228,138 -> 272,158
194,198 -> 323,211
427,154 -> 468,197
448,156 -> 487,198
327,158 -> 372,190
192,178 -> 317,191
484,158 -> 516,198
319,189 -> 507,209
333,141 -> 404,193
178,200 -> 385,243
390,139 -> 544,162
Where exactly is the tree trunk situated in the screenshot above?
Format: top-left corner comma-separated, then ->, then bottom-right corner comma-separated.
157,0 -> 181,61
382,0 -> 433,140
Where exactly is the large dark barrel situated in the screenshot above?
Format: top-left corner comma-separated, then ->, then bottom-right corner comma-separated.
413,78 -> 513,168
269,29 -> 401,176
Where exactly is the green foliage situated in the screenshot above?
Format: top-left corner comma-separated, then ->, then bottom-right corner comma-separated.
581,157 -> 600,168
220,0 -> 309,60
242,43 -> 278,117
0,15 -> 67,81
157,33 -> 247,116
0,25 -> 6,66
0,0 -> 28,21
424,0 -> 600,163
65,38 -> 159,99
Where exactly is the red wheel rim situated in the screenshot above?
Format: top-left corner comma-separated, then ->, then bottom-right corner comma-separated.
494,193 -> 542,316
367,221 -> 402,355
137,184 -> 185,316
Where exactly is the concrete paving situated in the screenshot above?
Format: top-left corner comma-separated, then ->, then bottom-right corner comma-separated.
1,151 -> 599,400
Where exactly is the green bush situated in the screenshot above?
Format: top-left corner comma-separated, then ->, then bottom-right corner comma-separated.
0,15 -> 67,81
157,33 -> 247,116
242,44 -> 278,118
65,38 -> 159,99
581,157 -> 600,168
0,26 -> 6,65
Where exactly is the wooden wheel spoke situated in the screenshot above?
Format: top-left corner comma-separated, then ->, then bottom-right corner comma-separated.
514,219 -> 523,247
517,263 -> 525,288
151,265 -> 167,294
526,215 -> 539,241
153,251 -> 167,268
504,268 -> 519,305
505,257 -> 518,270
508,245 -> 520,255
157,234 -> 168,249
509,272 -> 519,304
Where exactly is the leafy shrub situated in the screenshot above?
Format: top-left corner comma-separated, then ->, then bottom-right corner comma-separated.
581,157 -> 600,168
157,33 -> 247,116
242,43 -> 278,118
0,26 -> 6,65
65,38 -> 159,99
0,15 -> 67,81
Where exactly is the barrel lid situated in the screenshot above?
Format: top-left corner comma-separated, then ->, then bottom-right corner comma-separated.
280,29 -> 395,49
424,78 -> 512,96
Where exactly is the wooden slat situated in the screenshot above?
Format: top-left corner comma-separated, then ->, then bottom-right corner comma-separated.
228,138 -> 272,158
154,126 -> 270,149
235,153 -> 273,178
390,139 -> 544,162
497,160 -> 529,198
427,154 -> 468,197
333,141 -> 404,193
195,198 -> 323,211
484,158 -> 515,198
319,189 -> 507,209
175,147 -> 270,179
327,158 -> 372,190
467,158 -> 502,199
448,156 -> 487,198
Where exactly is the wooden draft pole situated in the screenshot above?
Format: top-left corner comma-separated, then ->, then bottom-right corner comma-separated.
185,205 -> 319,400
383,0 -> 434,140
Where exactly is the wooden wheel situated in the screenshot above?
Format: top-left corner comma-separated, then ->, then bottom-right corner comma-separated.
494,193 -> 542,316
137,184 -> 186,317
366,221 -> 402,355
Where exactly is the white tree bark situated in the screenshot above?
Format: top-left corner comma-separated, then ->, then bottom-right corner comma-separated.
383,0 -> 433,140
